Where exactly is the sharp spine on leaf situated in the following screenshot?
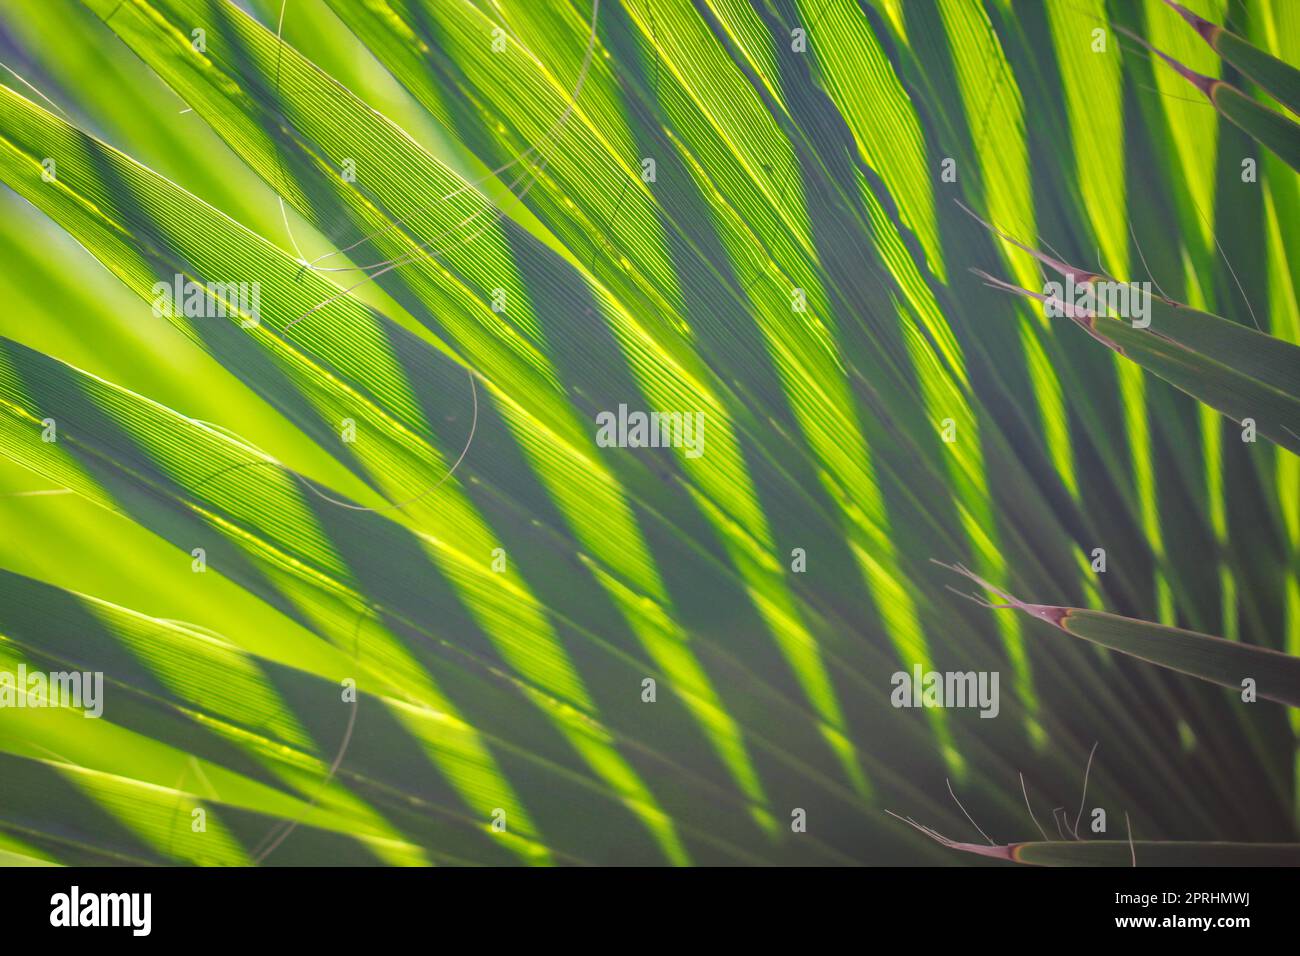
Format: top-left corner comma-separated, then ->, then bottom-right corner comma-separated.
1115,24 -> 1218,98
933,560 -> 1071,629
1161,0 -> 1219,46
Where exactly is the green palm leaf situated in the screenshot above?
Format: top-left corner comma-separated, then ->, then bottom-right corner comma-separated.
0,0 -> 1296,866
